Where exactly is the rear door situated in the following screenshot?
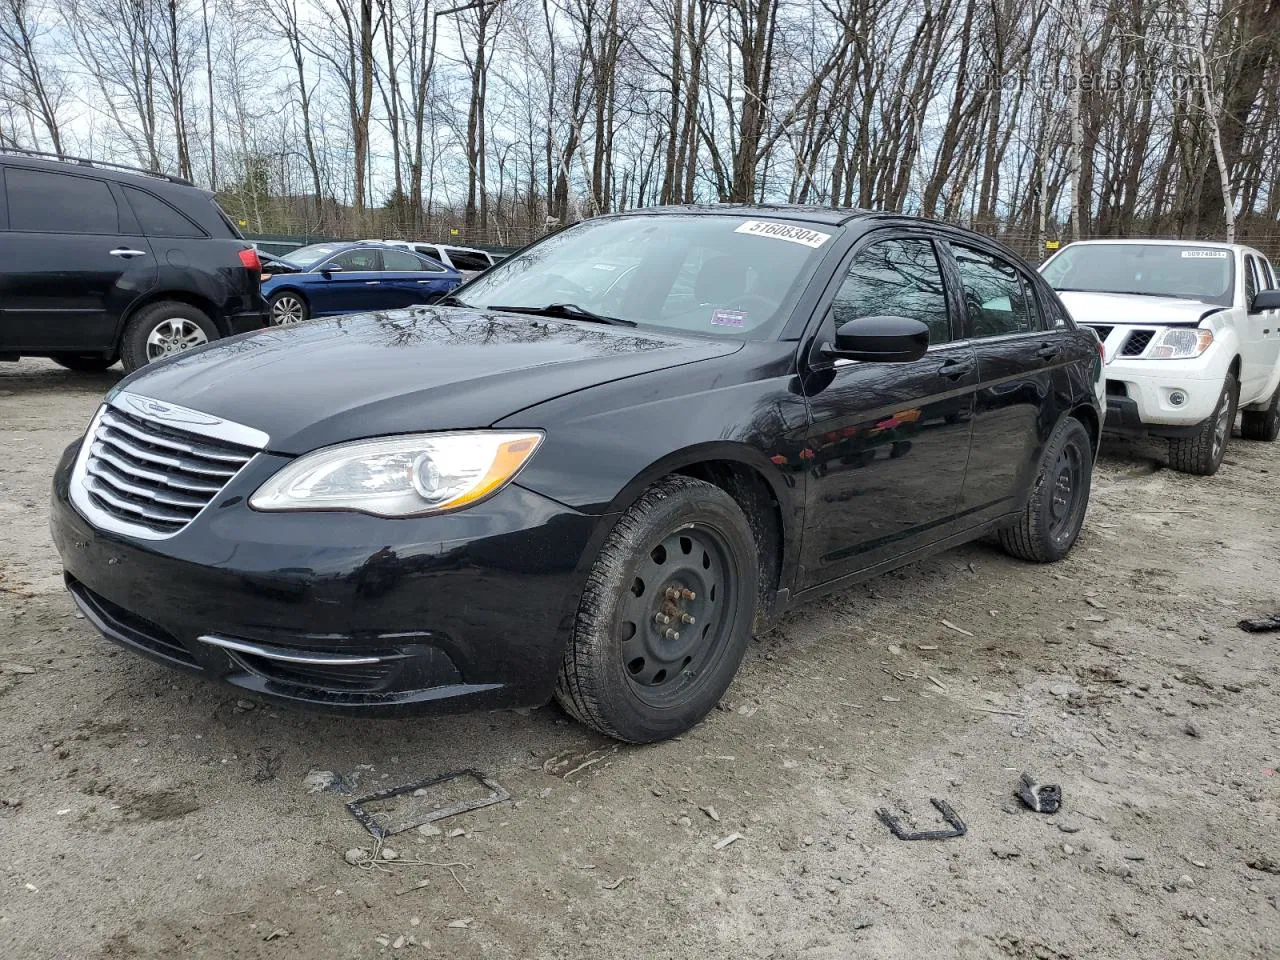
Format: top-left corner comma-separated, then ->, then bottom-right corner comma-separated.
946,239 -> 1069,527
378,247 -> 455,306
313,247 -> 386,315
0,165 -> 155,351
799,231 -> 977,588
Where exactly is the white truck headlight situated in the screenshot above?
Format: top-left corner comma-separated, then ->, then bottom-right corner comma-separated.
1147,328 -> 1213,359
250,432 -> 543,517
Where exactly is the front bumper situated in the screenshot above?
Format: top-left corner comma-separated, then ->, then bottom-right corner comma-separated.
51,441 -> 600,715
1102,351 -> 1224,432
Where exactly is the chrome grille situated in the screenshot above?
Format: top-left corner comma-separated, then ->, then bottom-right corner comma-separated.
71,394 -> 265,539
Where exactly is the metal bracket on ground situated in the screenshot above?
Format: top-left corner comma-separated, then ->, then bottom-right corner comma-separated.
876,798 -> 967,840
346,769 -> 509,839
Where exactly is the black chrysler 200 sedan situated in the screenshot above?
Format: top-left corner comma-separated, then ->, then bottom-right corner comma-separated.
50,207 -> 1104,743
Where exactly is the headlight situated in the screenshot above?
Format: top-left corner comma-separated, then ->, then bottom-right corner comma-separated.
1146,328 -> 1213,359
250,431 -> 543,516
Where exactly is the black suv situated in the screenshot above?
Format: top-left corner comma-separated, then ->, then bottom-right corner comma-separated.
0,150 -> 265,372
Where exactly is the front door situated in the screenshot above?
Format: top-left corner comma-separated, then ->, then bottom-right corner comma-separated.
799,233 -> 977,589
314,247 -> 389,315
946,240 -> 1066,526
0,166 -> 155,351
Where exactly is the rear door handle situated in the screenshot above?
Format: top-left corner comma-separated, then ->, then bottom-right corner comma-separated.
938,358 -> 974,380
416,280 -> 433,284
1035,343 -> 1062,360
109,248 -> 147,259
365,281 -> 380,285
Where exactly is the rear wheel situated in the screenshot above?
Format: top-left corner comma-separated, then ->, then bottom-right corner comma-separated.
120,301 -> 218,373
268,291 -> 309,326
998,416 -> 1093,563
51,353 -> 115,372
1168,374 -> 1237,474
1241,383 -> 1280,442
555,476 -> 757,743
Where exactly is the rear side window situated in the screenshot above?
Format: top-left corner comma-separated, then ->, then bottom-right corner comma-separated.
833,238 -> 952,345
1245,256 -> 1261,304
381,248 -> 440,272
951,243 -> 1036,337
413,245 -> 442,261
210,200 -> 243,238
124,187 -> 204,238
6,167 -> 119,234
446,248 -> 491,272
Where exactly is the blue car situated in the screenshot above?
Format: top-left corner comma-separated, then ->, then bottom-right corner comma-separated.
261,241 -> 462,325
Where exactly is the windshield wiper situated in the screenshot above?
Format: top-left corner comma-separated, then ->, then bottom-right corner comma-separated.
487,302 -> 637,327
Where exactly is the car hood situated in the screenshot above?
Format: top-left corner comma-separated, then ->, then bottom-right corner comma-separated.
117,307 -> 743,454
1057,291 -> 1226,327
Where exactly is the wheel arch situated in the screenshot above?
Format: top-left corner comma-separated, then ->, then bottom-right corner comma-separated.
597,442 -> 799,630
120,289 -> 222,340
1068,402 -> 1100,457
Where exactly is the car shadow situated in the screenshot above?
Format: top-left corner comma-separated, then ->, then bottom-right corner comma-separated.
0,358 -> 124,397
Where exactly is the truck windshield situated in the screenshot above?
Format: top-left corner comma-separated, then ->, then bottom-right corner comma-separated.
1041,243 -> 1235,307
452,214 -> 835,339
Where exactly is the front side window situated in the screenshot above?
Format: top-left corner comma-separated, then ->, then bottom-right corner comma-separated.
833,238 -> 951,345
1040,243 -> 1235,307
1245,255 -> 1260,306
951,243 -> 1035,337
455,214 -> 834,339
6,168 -> 119,234
283,242 -> 345,269
329,248 -> 380,271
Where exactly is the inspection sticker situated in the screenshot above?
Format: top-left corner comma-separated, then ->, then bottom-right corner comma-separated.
712,309 -> 747,328
1181,250 -> 1229,258
734,220 -> 831,248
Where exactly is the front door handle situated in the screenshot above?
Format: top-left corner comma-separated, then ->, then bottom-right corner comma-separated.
109,248 -> 147,259
365,281 -> 380,285
1035,343 -> 1062,360
938,358 -> 974,380
416,280 -> 434,284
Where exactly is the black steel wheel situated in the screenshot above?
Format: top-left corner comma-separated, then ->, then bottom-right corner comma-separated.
556,475 -> 758,743
998,416 -> 1093,563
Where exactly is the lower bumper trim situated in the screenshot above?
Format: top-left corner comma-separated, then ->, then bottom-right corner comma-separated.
197,633 -> 392,666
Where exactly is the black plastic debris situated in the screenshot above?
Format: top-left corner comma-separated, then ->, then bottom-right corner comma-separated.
1018,772 -> 1062,813
346,769 -> 509,839
1238,614 -> 1280,633
876,798 -> 967,840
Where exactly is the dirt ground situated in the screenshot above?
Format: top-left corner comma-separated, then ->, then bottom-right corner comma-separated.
1,357 -> 1277,960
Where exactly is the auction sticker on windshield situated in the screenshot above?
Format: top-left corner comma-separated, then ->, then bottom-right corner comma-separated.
734,220 -> 831,248
1181,250 -> 1228,258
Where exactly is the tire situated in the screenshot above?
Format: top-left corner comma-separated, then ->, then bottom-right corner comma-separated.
51,353 -> 116,372
268,290 -> 310,326
555,475 -> 758,743
1168,374 -> 1237,475
1240,383 -> 1280,442
997,416 -> 1093,564
120,302 -> 219,373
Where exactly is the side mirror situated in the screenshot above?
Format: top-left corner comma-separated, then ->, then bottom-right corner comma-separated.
319,263 -> 344,277
823,315 -> 930,363
1251,289 -> 1280,312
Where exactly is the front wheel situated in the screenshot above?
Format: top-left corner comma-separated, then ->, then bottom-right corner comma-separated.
1168,374 -> 1237,475
1240,383 -> 1280,442
555,476 -> 758,743
998,416 -> 1093,563
268,291 -> 309,326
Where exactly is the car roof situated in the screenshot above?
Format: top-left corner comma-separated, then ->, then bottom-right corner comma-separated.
0,151 -> 212,196
1059,238 -> 1259,254
610,203 -> 874,227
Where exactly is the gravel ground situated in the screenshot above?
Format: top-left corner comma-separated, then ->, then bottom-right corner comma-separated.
1,357 -> 1277,960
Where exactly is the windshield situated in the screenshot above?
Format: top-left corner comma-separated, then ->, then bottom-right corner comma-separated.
282,242 -> 348,269
452,214 -> 836,338
1041,243 -> 1235,307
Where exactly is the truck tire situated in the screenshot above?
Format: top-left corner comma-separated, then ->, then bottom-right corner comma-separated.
1168,373 -> 1237,475
997,416 -> 1093,563
1241,384 -> 1280,442
120,301 -> 219,373
555,475 -> 757,743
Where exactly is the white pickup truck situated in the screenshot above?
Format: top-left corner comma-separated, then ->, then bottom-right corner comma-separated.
1040,240 -> 1280,475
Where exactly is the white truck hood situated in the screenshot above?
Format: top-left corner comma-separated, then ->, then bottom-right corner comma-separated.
1058,291 -> 1225,327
